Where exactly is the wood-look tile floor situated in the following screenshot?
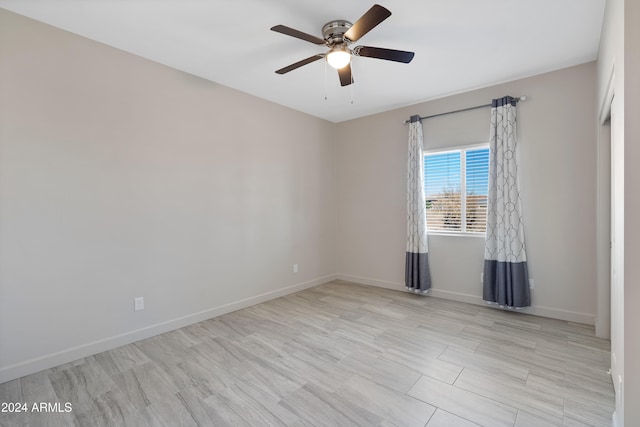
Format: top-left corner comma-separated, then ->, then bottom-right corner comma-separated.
0,280 -> 614,427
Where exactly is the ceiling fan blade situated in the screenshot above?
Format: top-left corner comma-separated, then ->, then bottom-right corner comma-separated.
344,4 -> 391,42
338,63 -> 354,87
353,46 -> 415,63
275,55 -> 324,74
271,25 -> 326,45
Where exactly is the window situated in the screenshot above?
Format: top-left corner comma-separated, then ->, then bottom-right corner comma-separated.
423,145 -> 489,233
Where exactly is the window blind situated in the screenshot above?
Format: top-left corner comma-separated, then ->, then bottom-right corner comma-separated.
424,151 -> 462,231
465,148 -> 489,232
424,147 -> 489,233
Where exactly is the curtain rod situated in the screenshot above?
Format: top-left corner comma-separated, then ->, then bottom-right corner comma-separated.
403,95 -> 527,124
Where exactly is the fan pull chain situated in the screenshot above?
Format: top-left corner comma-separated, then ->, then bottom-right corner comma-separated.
324,59 -> 328,101
350,60 -> 354,104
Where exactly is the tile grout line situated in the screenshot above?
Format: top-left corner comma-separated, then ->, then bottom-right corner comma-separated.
451,366 -> 464,385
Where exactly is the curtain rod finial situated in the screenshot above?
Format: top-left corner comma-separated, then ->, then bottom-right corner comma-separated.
519,95 -> 527,102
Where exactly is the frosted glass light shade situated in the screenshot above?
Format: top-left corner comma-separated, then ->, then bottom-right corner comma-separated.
326,48 -> 351,69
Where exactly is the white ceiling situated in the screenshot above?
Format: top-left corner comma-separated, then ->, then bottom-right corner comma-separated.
0,0 -> 606,123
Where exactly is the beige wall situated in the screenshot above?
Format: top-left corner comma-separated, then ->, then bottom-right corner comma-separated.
623,0 -> 640,421
0,10 -> 337,382
597,0 -> 624,424
597,0 -> 640,424
335,62 -> 598,324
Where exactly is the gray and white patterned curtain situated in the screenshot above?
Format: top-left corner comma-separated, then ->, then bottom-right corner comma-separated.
406,115 -> 431,293
483,96 -> 530,308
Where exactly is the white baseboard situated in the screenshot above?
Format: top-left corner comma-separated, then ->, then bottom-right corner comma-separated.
1,272 -> 596,384
335,273 -> 596,325
335,274 -> 405,291
0,274 -> 336,384
430,288 -> 596,325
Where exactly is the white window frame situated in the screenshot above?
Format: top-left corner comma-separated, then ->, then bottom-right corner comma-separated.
423,142 -> 489,237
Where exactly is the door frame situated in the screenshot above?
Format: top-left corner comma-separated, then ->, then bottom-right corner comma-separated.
596,65 -> 615,340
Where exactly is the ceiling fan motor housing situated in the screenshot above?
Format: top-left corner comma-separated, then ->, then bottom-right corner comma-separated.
322,20 -> 353,45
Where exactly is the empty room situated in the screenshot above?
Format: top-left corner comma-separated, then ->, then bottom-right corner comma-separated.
0,1 -> 638,426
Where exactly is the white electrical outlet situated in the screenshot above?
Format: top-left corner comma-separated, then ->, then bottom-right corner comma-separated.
293,264 -> 298,273
134,297 -> 144,311
529,279 -> 535,289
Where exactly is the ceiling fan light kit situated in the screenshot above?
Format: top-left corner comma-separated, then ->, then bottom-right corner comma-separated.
326,44 -> 351,69
271,4 -> 414,86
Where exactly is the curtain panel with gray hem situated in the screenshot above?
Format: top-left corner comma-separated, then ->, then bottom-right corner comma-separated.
483,96 -> 530,308
406,115 -> 431,293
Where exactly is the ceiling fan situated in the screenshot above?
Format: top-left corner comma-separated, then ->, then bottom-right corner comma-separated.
271,4 -> 415,87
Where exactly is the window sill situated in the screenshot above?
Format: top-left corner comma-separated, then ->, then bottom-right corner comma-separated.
427,232 -> 486,238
